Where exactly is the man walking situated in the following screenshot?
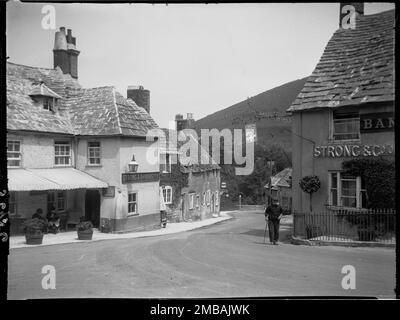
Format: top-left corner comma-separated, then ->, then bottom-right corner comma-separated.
265,198 -> 283,245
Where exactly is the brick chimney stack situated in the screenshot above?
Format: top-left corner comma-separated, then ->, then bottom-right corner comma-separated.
175,113 -> 195,131
127,86 -> 150,114
339,3 -> 364,28
53,27 -> 80,79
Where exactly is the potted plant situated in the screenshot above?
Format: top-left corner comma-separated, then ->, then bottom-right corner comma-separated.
299,175 -> 321,239
76,220 -> 94,240
22,218 -> 48,245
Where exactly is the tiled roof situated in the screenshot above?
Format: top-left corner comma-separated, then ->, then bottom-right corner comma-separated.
65,86 -> 121,136
7,62 -> 79,134
116,94 -> 158,137
160,128 -> 220,173
288,10 -> 395,112
7,62 -> 159,137
265,168 -> 292,189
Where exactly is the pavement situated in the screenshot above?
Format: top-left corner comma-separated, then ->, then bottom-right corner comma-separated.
10,211 -> 234,249
8,210 -> 396,299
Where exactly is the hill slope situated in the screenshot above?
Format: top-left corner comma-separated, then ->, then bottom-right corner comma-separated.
194,77 -> 308,150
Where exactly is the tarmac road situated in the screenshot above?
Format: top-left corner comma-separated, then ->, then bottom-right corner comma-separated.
7,211 -> 396,299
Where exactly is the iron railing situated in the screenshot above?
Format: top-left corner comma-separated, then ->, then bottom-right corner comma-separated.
293,209 -> 396,244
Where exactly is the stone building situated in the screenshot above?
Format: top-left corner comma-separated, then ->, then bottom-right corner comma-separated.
7,27 -> 161,234
264,168 -> 292,213
288,5 -> 395,213
159,114 -> 221,222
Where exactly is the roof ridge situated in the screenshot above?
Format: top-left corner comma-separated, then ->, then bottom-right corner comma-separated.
7,61 -> 55,71
112,87 -> 123,135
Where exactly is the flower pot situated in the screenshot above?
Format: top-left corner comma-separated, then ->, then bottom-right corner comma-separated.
77,229 -> 93,240
25,233 -> 44,245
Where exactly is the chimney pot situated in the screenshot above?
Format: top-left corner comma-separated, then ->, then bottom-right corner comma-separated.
53,27 -> 79,79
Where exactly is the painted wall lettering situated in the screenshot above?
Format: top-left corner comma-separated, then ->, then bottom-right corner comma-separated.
314,144 -> 394,158
360,112 -> 395,132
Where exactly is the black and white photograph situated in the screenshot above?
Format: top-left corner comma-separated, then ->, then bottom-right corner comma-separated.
0,1 -> 396,304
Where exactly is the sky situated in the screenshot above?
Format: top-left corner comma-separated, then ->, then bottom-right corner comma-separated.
6,2 -> 395,128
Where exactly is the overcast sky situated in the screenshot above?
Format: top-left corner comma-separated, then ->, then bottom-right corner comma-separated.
6,2 -> 395,128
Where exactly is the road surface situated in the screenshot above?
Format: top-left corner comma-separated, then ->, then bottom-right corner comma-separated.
8,211 -> 396,299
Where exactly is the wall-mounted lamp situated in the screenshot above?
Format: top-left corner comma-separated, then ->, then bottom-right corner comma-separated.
128,155 -> 139,173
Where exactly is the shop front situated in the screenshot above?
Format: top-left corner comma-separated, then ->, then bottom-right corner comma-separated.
8,168 -> 108,235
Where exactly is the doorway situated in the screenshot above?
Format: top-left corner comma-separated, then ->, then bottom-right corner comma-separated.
85,189 -> 100,228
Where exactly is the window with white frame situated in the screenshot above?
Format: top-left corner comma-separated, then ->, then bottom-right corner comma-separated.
206,190 -> 211,206
332,112 -> 360,141
128,192 -> 138,215
160,153 -> 171,173
202,192 -> 206,206
43,98 -> 55,111
7,140 -> 21,167
88,141 -> 101,165
47,191 -> 66,212
329,172 -> 366,209
162,186 -> 172,204
196,194 -> 200,208
189,193 -> 195,210
9,192 -> 17,215
215,191 -> 219,206
54,141 -> 71,166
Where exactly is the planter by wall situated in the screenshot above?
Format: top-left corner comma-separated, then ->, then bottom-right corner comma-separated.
77,230 -> 93,240
25,233 -> 44,245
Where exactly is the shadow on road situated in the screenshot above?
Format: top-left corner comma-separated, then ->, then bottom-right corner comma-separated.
240,223 -> 293,244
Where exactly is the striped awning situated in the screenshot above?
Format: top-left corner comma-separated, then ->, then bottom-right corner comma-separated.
8,168 -> 108,191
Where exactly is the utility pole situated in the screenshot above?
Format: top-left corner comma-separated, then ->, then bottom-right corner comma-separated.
266,158 -> 274,206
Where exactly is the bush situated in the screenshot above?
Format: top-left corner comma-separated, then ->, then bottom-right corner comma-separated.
76,221 -> 93,232
22,218 -> 48,235
342,158 -> 395,209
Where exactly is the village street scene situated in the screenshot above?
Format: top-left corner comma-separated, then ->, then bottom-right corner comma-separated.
2,2 -> 396,300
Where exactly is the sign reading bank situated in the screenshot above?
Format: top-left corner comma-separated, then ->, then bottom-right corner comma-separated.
360,112 -> 394,132
314,144 -> 394,158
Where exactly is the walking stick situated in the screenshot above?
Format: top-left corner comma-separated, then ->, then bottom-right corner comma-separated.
263,220 -> 268,244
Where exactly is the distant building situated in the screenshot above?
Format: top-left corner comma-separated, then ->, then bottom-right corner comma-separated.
288,5 -> 395,213
159,114 -> 221,222
264,168 -> 292,212
7,27 -> 161,234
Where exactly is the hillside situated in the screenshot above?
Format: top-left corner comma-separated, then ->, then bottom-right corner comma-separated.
193,77 -> 308,151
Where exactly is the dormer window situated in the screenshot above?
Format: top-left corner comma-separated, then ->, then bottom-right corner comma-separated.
43,98 -> 56,111
29,83 -> 62,112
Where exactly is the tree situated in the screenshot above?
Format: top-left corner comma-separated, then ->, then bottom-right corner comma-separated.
299,175 -> 321,212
